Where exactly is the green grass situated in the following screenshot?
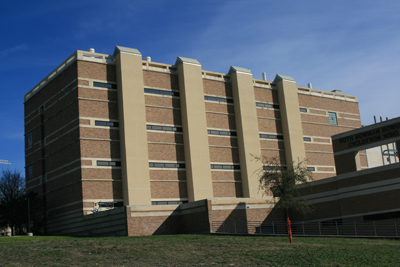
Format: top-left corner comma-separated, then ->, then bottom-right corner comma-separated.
0,234 -> 399,266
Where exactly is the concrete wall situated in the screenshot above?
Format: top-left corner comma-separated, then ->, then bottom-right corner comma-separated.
293,163 -> 400,222
48,207 -> 127,236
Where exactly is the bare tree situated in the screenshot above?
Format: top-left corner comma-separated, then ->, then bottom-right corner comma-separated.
0,169 -> 25,235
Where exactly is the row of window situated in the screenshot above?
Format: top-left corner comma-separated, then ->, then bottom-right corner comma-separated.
263,165 -> 315,172
144,88 -> 180,97
263,166 -> 283,171
91,121 -> 314,143
208,130 -> 237,136
144,87 -> 236,105
204,95 -> 233,103
97,161 -> 121,166
256,102 -> 279,109
95,120 -> 119,127
93,82 -> 339,127
147,125 -> 182,132
93,82 -> 117,89
300,108 -> 338,125
93,161 -> 316,173
152,201 -> 188,205
95,161 -> 242,171
94,161 -> 314,172
91,121 -> 312,142
149,162 -> 186,168
260,134 -> 283,140
85,160 -> 317,172
211,164 -> 240,170
27,161 -> 314,181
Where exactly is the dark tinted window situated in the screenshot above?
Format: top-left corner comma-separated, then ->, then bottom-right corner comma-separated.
97,161 -> 121,167
149,162 -> 185,168
144,88 -> 179,96
147,125 -> 182,132
256,102 -> 279,109
93,82 -> 117,89
95,120 -> 119,127
207,130 -> 237,136
211,164 -> 240,170
204,95 -> 233,103
260,134 -> 283,140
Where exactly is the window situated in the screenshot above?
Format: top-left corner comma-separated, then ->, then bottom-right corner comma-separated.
152,201 -> 188,205
263,166 -> 276,171
207,130 -> 237,136
97,161 -> 121,167
149,162 -> 185,168
27,132 -> 33,148
93,82 -> 117,89
259,134 -> 283,140
204,95 -> 233,104
307,167 -> 315,172
211,164 -> 240,170
256,102 -> 279,109
328,112 -> 338,125
263,165 -> 286,171
98,202 -> 115,209
300,108 -> 308,113
95,121 -> 119,127
303,137 -> 312,142
27,165 -> 33,181
144,88 -> 180,97
147,125 -> 182,132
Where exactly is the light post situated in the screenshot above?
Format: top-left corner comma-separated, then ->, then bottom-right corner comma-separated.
26,197 -> 32,236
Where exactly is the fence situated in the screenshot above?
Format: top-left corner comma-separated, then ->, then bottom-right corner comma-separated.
212,220 -> 400,238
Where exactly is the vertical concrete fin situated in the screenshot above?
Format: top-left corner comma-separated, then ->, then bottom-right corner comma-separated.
115,46 -> 152,206
176,57 -> 213,201
229,66 -> 263,198
274,74 -> 306,166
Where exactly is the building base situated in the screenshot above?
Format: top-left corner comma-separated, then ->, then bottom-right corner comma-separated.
46,198 -> 280,236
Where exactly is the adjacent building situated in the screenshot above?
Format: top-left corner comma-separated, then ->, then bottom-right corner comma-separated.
24,46 -> 364,235
294,117 -> 400,224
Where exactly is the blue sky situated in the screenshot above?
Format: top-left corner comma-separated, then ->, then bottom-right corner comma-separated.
1,0 -> 399,174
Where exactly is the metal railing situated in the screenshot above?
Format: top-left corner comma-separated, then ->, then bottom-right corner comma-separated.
212,220 -> 400,238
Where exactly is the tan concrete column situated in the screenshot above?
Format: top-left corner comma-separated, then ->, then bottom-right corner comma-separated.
176,57 -> 213,201
114,46 -> 151,206
229,66 -> 263,198
274,75 -> 306,166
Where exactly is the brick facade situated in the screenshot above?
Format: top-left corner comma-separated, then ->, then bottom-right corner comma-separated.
24,47 -> 366,236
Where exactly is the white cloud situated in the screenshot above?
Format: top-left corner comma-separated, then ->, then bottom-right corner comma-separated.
0,44 -> 28,58
2,132 -> 24,140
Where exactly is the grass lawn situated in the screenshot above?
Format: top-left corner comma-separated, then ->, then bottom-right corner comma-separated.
0,234 -> 399,266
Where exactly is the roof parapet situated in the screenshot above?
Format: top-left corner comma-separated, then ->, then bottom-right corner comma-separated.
113,46 -> 141,56
274,74 -> 296,83
175,56 -> 201,66
228,66 -> 252,75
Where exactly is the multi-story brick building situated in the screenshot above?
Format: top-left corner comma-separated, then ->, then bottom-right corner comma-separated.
24,46 -> 364,236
